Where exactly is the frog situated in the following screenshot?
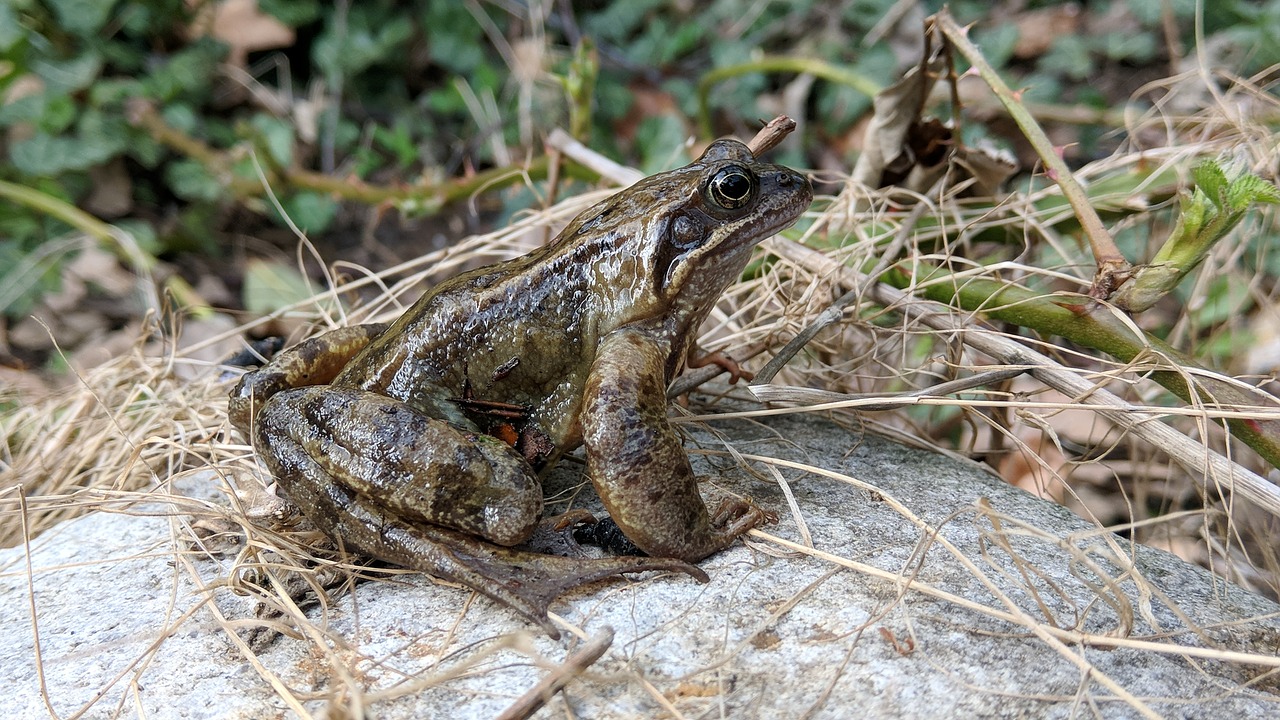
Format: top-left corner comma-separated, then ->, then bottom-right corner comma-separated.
229,138 -> 812,636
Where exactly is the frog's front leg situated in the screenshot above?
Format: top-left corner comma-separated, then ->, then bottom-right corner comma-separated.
581,328 -> 770,562
254,385 -> 706,637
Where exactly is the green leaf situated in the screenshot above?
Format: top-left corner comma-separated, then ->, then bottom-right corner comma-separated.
274,191 -> 338,235
46,0 -> 120,36
9,132 -> 110,174
1227,173 -> 1280,210
165,159 -> 223,203
113,218 -> 160,256
258,0 -> 322,26
40,93 -> 77,133
1044,35 -> 1094,81
421,4 -> 487,73
243,258 -> 318,315
0,93 -> 46,127
372,121 -> 418,168
32,50 -> 103,94
634,115 -> 688,175
77,108 -> 128,158
88,77 -> 144,105
1194,274 -> 1253,327
0,2 -> 23,52
249,114 -> 295,168
161,103 -> 199,134
315,10 -> 413,78
143,39 -> 226,101
1191,161 -> 1229,210
971,23 -> 1020,69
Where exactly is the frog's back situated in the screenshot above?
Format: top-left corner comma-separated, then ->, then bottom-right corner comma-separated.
332,241 -> 611,436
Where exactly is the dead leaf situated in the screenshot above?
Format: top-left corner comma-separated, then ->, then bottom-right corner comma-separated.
85,158 -> 134,218
850,49 -> 946,192
1011,3 -> 1083,60
953,139 -> 1018,196
186,0 -> 295,71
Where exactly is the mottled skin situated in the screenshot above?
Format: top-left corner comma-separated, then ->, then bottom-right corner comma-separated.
229,139 -> 811,636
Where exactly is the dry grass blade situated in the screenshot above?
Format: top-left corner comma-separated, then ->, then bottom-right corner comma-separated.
494,627 -> 614,720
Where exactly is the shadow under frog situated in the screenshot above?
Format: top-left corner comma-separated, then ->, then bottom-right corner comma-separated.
229,139 -> 812,637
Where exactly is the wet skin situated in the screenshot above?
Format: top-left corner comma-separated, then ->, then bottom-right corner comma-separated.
229,139 -> 812,636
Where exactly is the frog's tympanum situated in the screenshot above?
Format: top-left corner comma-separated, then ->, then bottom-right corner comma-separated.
230,139 -> 811,636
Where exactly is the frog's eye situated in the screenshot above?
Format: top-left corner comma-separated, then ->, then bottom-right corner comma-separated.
707,166 -> 755,210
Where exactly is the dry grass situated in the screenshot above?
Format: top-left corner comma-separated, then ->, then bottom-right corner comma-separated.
4,68 -> 1280,718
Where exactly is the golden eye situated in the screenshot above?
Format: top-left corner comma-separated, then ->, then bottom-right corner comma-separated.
707,166 -> 755,209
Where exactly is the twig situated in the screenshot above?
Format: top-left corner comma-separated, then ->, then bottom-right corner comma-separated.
546,129 -> 643,186
931,9 -> 1130,298
892,262 -> 1280,468
547,114 -> 799,191
0,180 -> 162,315
745,115 -> 797,157
126,99 -> 595,211
20,492 -> 58,720
495,627 -> 615,720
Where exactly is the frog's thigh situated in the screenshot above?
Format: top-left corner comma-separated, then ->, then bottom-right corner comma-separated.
581,329 -> 727,562
255,386 -> 540,546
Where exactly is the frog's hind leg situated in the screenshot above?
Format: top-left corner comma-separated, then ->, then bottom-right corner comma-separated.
286,472 -> 706,638
255,386 -> 706,638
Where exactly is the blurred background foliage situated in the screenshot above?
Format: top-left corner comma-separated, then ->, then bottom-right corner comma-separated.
0,0 -> 1276,357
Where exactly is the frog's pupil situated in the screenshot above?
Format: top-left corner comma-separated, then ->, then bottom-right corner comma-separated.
712,169 -> 752,208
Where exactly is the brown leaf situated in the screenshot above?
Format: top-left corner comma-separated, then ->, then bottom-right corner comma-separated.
187,0 -> 295,71
84,158 -> 134,218
1011,3 -> 1083,60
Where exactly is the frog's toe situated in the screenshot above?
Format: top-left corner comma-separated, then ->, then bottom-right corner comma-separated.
545,508 -> 599,532
710,498 -> 777,536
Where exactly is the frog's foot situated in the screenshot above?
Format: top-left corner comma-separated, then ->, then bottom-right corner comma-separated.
376,520 -> 709,638
709,497 -> 777,540
686,348 -> 754,383
547,508 -> 599,532
435,525 -> 710,637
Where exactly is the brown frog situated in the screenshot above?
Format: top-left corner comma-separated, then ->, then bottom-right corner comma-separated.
229,139 -> 811,636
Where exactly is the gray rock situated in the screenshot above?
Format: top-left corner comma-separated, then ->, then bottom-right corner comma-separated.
3,407 -> 1279,719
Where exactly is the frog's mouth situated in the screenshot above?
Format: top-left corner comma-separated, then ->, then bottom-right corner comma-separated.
725,167 -> 812,251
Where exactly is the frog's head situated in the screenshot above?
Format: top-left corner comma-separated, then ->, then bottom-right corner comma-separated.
567,139 -> 811,336
646,139 -> 811,312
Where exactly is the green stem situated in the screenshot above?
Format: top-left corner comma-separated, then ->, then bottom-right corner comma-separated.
888,263 -> 1280,468
697,57 -> 881,138
932,10 -> 1128,289
0,180 -> 119,245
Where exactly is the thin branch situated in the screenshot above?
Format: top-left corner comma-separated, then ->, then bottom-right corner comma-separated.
931,9 -> 1130,298
126,99 -> 596,212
